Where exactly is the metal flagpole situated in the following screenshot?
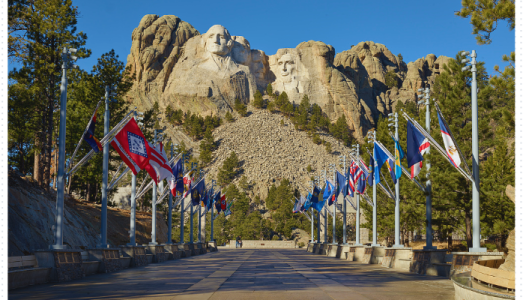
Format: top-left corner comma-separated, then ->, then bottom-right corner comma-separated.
321,170 -> 327,244
210,180 -> 216,242
99,85 -> 115,248
461,50 -> 485,252
388,112 -> 403,248
340,155 -> 347,245
329,164 -> 336,244
352,144 -> 362,246
180,154 -> 186,244
51,47 -> 78,249
367,130 -> 379,246
417,88 -> 436,250
190,162 -> 195,244
166,144 -> 176,245
128,112 -> 143,246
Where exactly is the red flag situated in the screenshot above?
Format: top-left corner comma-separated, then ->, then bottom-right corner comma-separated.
220,194 -> 226,211
110,118 -> 151,175
145,142 -> 173,184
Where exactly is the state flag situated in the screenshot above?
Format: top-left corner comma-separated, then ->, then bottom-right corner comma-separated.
407,121 -> 430,178
170,159 -> 183,196
110,118 -> 151,175
438,111 -> 461,167
83,108 -> 103,153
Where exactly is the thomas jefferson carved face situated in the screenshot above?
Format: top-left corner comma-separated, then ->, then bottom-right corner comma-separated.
204,25 -> 233,56
278,54 -> 295,82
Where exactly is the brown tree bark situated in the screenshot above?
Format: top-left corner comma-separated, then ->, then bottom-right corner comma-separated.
33,131 -> 43,186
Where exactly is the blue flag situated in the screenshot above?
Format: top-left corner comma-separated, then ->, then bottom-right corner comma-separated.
373,142 -> 389,185
391,136 -> 405,179
191,179 -> 205,206
407,121 -> 430,179
385,158 -> 397,184
214,191 -> 222,213
324,181 -> 335,206
293,199 -> 300,213
302,193 -> 312,211
83,109 -> 103,153
346,169 -> 354,197
171,159 -> 184,194
357,175 -> 367,194
336,171 -> 346,197
311,198 -> 325,212
310,185 -> 320,203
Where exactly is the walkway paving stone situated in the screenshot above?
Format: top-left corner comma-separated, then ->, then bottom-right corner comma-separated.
8,249 -> 455,299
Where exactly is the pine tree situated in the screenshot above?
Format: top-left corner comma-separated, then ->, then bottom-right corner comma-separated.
266,83 -> 273,96
234,98 -> 247,117
225,111 -> 234,123
8,0 -> 90,188
253,90 -> 264,109
217,151 -> 240,186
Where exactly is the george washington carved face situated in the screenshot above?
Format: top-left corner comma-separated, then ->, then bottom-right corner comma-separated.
204,25 -> 233,56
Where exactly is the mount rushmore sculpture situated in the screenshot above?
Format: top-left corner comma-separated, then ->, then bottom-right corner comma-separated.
126,14 -> 449,140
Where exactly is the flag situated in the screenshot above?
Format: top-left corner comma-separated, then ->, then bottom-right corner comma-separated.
392,137 -> 405,179
170,159 -> 184,196
182,170 -> 194,198
373,142 -> 389,185
438,111 -> 461,167
110,118 -> 152,175
220,194 -> 227,211
224,201 -> 233,216
293,198 -> 300,213
311,196 -> 325,212
357,175 -> 367,194
323,181 -> 334,205
302,193 -> 312,211
83,109 -> 103,153
348,160 -> 356,197
214,192 -> 222,214
145,142 -> 173,184
385,159 -> 397,184
336,171 -> 346,197
191,178 -> 205,206
407,121 -> 430,178
310,185 -> 320,203
368,156 -> 374,186
201,188 -> 209,208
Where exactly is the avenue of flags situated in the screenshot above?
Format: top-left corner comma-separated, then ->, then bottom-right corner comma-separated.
293,104 -> 471,223
74,109 -> 234,219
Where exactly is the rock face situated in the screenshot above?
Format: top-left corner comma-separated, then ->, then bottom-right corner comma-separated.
126,16 -> 451,140
269,42 -> 373,140
8,172 -> 168,256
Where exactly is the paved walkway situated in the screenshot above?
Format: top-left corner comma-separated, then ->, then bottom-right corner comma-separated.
9,249 -> 455,300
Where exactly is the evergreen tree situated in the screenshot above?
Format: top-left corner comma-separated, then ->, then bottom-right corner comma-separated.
266,83 -> 273,96
234,98 -> 247,117
8,0 -> 90,188
217,151 -> 240,186
225,111 -> 235,122
253,90 -> 264,109
385,70 -> 399,88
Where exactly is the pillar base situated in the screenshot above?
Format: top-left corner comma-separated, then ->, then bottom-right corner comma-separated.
423,245 -> 437,250
468,247 -> 487,253
393,244 -> 405,248
371,243 -> 381,247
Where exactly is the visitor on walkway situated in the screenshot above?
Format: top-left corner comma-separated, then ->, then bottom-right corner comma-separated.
236,236 -> 242,248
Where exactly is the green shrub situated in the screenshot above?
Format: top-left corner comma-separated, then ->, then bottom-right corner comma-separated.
272,235 -> 280,240
225,111 -> 234,123
298,242 -> 305,248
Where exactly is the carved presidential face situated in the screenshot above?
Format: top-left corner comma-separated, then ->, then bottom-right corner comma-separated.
278,54 -> 295,82
204,25 -> 232,56
231,37 -> 251,65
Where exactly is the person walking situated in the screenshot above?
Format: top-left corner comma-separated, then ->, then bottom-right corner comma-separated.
236,236 -> 242,248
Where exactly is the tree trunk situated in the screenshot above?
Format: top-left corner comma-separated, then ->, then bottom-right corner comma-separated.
448,233 -> 453,250
86,182 -> 91,202
33,132 -> 43,185
465,211 -> 472,249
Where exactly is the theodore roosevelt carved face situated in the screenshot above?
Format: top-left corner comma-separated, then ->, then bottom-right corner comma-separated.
204,25 -> 233,56
278,53 -> 295,83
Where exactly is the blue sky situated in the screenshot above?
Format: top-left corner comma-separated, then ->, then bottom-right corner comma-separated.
50,0 -> 516,74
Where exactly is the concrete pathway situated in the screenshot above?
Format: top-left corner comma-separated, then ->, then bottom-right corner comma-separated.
9,249 -> 455,300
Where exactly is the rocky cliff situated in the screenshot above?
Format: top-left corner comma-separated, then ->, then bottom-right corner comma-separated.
124,15 -> 451,141
8,171 -> 168,256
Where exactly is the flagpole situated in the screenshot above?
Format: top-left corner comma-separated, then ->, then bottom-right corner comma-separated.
190,162 -> 195,244
167,144 -> 174,245
368,131 -> 379,247
329,164 -> 336,244
389,112 -> 403,248
99,85 -> 113,249
210,180 -> 215,242
322,169 -> 327,244
418,88 -> 436,250
340,155 -> 347,245
180,154 -> 185,244
353,145 -> 362,246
